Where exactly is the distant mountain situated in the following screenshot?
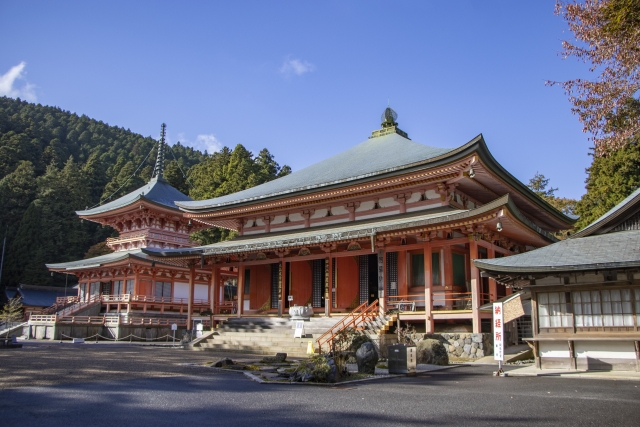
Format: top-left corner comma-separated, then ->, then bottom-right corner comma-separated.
0,97 -> 289,290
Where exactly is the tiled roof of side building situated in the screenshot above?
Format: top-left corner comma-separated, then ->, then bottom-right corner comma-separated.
16,285 -> 76,307
570,187 -> 640,238
76,177 -> 193,217
474,230 -> 640,274
177,132 -> 454,211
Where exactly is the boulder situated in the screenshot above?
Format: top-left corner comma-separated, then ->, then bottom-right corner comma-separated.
261,353 -> 287,363
213,358 -> 235,368
416,339 -> 449,365
356,342 -> 379,374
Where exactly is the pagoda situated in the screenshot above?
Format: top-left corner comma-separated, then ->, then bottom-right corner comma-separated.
42,125 -> 221,340
76,123 -> 202,252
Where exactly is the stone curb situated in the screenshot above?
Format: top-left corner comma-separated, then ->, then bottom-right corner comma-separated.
505,371 -> 640,382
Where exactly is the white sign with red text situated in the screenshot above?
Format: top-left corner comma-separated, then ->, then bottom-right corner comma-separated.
493,302 -> 504,361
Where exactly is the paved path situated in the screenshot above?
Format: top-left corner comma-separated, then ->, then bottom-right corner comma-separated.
1,342 -> 639,426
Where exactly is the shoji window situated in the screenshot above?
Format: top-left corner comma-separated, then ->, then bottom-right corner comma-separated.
538,292 -> 572,328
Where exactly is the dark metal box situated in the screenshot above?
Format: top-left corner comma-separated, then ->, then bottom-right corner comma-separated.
387,344 -> 416,374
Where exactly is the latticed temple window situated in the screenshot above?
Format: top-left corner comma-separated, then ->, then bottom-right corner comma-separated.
271,263 -> 279,309
410,253 -> 424,287
126,279 -> 134,294
573,289 -> 635,327
154,281 -> 171,298
312,259 -> 325,308
387,252 -> 398,297
538,292 -> 572,328
112,280 -> 124,295
359,255 -> 368,304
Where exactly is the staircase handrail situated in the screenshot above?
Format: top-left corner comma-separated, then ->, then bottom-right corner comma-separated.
316,300 -> 379,354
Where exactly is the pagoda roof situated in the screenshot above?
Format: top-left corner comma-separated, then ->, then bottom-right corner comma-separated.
46,249 -> 160,271
177,132 -> 452,211
144,194 -> 556,262
77,177 -> 193,217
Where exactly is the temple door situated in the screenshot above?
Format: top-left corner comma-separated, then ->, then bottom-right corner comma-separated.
249,265 -> 272,311
139,279 -> 152,296
290,261 -> 312,307
336,257 -> 358,309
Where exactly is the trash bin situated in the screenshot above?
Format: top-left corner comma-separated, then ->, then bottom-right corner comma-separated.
387,344 -> 416,375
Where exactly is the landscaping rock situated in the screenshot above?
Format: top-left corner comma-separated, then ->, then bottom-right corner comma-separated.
356,342 -> 378,374
213,358 -> 234,368
416,339 -> 449,365
261,353 -> 287,363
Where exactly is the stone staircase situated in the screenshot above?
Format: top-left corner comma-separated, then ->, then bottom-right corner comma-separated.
190,316 -> 344,358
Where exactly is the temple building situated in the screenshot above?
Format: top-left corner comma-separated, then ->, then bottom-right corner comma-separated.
475,188 -> 640,372
34,110 -> 574,350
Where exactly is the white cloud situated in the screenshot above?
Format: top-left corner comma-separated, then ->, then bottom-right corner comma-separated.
195,134 -> 223,153
280,57 -> 316,76
0,62 -> 37,102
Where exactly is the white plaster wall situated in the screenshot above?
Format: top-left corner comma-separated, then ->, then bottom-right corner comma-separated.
357,201 -> 375,212
194,284 -> 209,302
174,282 -> 189,300
289,213 -> 304,222
425,189 -> 440,200
331,206 -> 348,215
540,341 -> 571,358
271,214 -> 287,225
378,197 -> 397,208
575,341 -> 636,360
311,209 -> 328,219
406,192 -> 422,203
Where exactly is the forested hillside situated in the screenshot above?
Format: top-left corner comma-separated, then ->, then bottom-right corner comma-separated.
0,97 -> 289,289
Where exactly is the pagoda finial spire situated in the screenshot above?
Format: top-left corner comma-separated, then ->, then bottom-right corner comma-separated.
154,123 -> 167,179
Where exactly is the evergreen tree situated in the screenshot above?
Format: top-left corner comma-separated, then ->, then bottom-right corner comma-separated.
575,142 -> 640,229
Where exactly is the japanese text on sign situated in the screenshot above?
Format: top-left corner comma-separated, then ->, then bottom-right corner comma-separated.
493,302 -> 504,361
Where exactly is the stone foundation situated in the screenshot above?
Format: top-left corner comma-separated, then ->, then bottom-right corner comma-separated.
437,333 -> 493,359
406,333 -> 493,360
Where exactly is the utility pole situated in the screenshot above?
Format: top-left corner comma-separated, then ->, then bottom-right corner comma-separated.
0,226 -> 7,290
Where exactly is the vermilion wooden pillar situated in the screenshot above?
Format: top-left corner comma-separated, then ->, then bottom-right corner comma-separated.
187,264 -> 195,329
488,246 -> 497,302
423,241 -> 434,333
469,240 -> 481,333
280,259 -> 286,317
237,262 -> 244,318
325,255 -> 333,317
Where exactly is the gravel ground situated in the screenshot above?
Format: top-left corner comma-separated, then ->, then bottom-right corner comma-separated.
0,342 -> 264,390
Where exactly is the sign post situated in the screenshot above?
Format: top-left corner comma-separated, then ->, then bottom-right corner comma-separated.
171,323 -> 177,347
493,302 -> 504,376
293,321 -> 304,338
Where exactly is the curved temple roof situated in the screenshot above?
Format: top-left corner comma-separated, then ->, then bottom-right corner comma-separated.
77,177 -> 194,217
46,249 -> 170,271
177,133 -> 453,211
176,133 -> 575,232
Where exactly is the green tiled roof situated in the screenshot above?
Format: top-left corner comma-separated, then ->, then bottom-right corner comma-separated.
177,133 -> 453,211
77,177 -> 193,216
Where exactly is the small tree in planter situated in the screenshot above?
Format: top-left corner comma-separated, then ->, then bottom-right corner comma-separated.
0,297 -> 23,339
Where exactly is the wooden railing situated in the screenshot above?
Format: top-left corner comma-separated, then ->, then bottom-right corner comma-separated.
387,295 -> 425,312
316,300 -> 379,354
29,315 -> 57,323
54,316 -> 189,326
214,301 -> 237,314
388,292 -> 492,312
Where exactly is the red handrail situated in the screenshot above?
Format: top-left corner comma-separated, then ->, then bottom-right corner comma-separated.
316,300 -> 379,354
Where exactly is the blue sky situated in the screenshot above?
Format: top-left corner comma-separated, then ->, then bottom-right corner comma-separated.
0,1 -> 593,199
